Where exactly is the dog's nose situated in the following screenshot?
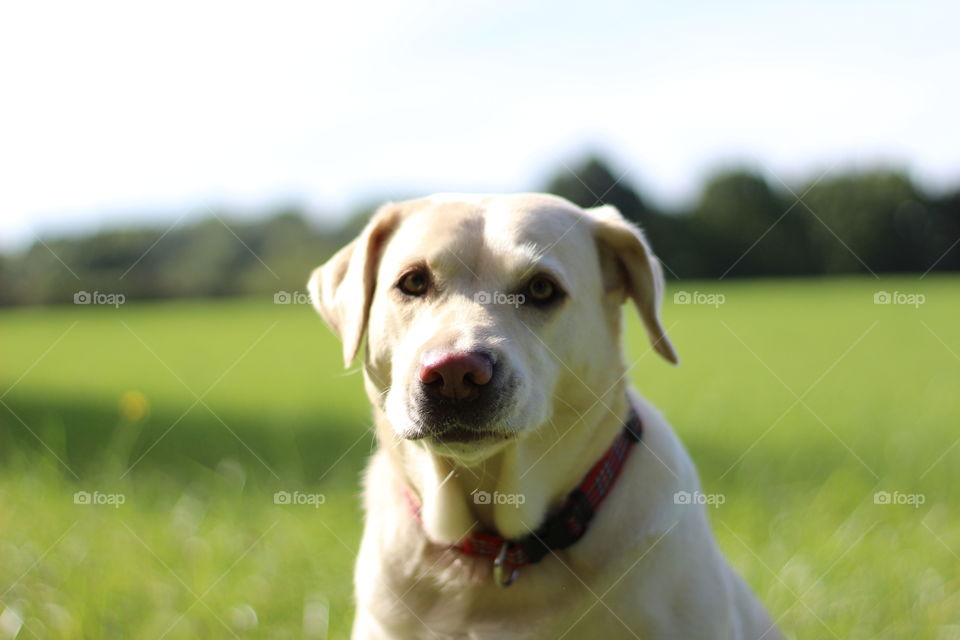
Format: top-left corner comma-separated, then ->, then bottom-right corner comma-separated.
418,350 -> 494,401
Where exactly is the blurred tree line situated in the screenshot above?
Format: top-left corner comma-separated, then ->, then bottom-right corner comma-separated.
1,155 -> 958,306
546,156 -> 959,279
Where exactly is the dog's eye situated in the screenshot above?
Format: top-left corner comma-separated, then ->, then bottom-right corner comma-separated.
525,275 -> 563,306
397,269 -> 430,297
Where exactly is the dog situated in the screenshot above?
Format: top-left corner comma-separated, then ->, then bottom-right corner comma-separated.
309,194 -> 782,639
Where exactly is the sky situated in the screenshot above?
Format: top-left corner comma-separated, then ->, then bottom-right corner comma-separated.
1,0 -> 957,250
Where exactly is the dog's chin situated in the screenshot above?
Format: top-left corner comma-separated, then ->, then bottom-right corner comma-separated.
422,431 -> 514,464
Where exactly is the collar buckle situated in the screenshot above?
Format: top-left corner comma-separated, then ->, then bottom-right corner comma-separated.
493,542 -> 519,588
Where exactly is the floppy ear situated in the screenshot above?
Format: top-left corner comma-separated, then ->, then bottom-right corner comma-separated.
307,204 -> 403,366
589,204 -> 679,365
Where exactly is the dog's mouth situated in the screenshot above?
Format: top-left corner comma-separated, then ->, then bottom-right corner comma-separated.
401,411 -> 514,443
418,424 -> 512,444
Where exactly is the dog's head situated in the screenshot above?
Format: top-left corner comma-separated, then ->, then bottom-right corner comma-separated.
309,194 -> 676,462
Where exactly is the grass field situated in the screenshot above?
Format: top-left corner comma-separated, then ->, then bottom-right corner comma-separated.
1,276 -> 959,639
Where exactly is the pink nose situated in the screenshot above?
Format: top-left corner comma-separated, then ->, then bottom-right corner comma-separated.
418,350 -> 494,400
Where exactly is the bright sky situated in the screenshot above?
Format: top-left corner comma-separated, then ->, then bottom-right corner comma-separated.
1,0 -> 957,249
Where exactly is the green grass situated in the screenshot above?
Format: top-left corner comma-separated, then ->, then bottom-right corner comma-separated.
1,276 -> 959,639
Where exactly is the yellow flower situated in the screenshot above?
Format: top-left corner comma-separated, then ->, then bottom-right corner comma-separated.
119,391 -> 149,422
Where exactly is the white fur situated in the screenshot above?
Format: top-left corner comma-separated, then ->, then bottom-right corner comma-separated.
309,194 -> 783,639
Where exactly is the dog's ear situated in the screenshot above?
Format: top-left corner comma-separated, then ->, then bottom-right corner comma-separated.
589,204 -> 679,365
308,204 -> 403,366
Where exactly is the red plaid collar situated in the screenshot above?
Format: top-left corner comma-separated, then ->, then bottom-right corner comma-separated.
405,409 -> 643,587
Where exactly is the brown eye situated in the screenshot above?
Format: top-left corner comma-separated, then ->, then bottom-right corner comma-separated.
397,269 -> 429,297
525,275 -> 562,306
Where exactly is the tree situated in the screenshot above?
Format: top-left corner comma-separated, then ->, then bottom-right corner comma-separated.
923,188 -> 960,273
800,171 -> 929,273
688,169 -> 814,277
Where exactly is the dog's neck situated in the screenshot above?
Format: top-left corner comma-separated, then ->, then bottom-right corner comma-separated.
376,381 -> 630,544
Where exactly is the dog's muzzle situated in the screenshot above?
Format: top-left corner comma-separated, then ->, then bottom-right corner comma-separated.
408,349 -> 510,442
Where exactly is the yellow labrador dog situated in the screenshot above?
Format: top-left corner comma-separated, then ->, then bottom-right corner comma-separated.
309,194 -> 782,639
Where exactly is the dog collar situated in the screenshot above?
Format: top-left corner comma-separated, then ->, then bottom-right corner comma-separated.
405,409 -> 643,587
